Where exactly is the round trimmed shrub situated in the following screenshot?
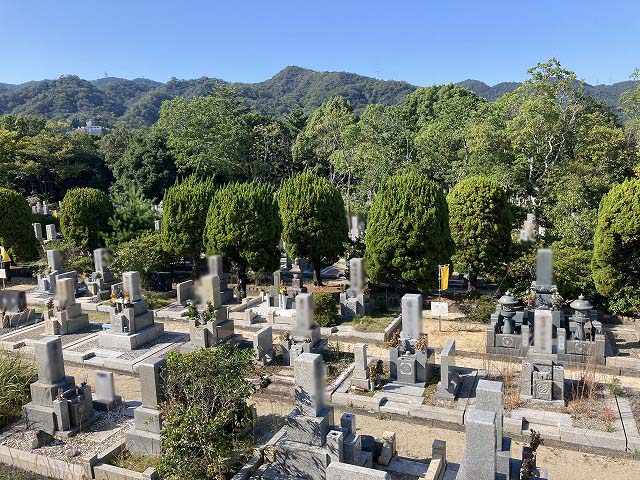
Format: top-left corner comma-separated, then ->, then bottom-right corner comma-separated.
0,188 -> 38,260
60,188 -> 113,251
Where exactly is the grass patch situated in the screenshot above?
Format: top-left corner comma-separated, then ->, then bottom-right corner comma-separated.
0,351 -> 36,429
339,306 -> 398,333
111,451 -> 160,472
143,290 -> 173,310
322,342 -> 354,383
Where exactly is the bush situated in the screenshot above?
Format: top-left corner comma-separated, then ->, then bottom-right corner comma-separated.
504,244 -> 537,300
159,344 -> 255,480
0,351 -> 36,428
551,241 -> 598,301
0,188 -> 38,261
457,294 -> 497,323
60,187 -> 113,251
314,291 -> 338,327
110,232 -> 174,285
107,186 -> 155,248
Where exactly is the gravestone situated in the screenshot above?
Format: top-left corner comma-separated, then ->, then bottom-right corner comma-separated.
457,409 -> 497,480
198,274 -> 221,308
401,293 -> 422,341
340,258 -> 369,319
176,280 -> 194,306
253,325 -> 274,365
533,309 -> 553,355
85,248 -> 116,299
44,277 -> 89,335
292,292 -> 321,348
154,219 -> 161,232
207,255 -> 232,302
351,343 -> 371,390
435,338 -> 461,401
126,358 -> 166,455
123,271 -> 143,302
33,223 -> 43,242
473,379 -> 510,477
390,293 -> 434,386
92,370 -> 122,411
23,337 -> 94,435
98,271 -> 164,350
45,224 -> 57,241
0,289 -> 27,312
536,249 -> 553,288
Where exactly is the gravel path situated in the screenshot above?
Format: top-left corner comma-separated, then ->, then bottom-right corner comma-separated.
1,407 -> 133,465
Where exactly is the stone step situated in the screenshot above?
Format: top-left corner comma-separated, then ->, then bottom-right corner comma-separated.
373,391 -> 424,405
382,383 -> 425,397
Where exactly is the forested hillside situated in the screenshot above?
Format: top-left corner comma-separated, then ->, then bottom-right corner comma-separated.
1,66 -> 637,127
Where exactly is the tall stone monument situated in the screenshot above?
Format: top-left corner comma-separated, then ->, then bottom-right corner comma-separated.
270,353 -> 372,479
23,337 -> 95,435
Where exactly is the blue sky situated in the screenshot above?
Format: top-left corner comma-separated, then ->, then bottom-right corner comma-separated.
1,0 -> 638,86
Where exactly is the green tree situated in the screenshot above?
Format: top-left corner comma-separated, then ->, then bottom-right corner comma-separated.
203,180 -> 282,296
551,241 -> 597,301
0,187 -> 38,260
591,179 -> 640,315
60,187 -> 113,251
365,172 -> 454,291
158,345 -> 255,480
278,171 -> 348,285
447,176 -> 511,290
106,186 -> 155,248
156,85 -> 250,179
161,176 -> 216,273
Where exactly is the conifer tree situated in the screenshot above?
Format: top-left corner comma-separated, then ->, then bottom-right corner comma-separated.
0,187 -> 38,260
365,172 -> 453,291
278,172 -> 348,285
60,187 -> 113,251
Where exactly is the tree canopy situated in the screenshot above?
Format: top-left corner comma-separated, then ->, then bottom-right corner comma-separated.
0,187 -> 37,260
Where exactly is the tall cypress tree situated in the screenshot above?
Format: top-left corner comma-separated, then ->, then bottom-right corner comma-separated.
365,172 -> 453,291
278,172 -> 348,286
447,176 -> 511,290
203,180 -> 282,295
162,176 -> 216,274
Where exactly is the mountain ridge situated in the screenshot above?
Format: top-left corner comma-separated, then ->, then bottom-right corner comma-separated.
0,66 -> 636,127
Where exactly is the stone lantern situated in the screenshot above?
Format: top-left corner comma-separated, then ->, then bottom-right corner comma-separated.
569,294 -> 593,341
498,291 -> 519,334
